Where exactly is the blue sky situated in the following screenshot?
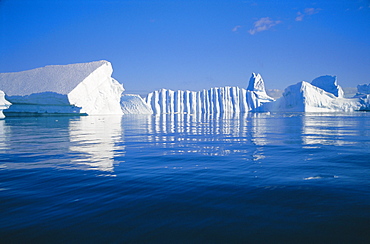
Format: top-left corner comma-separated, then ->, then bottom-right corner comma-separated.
1,0 -> 369,95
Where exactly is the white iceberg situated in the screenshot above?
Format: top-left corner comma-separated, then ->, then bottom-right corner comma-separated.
144,73 -> 274,114
0,60 -> 124,116
261,81 -> 362,112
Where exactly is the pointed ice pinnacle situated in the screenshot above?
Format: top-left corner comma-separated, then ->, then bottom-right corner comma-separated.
247,73 -> 266,93
246,73 -> 274,103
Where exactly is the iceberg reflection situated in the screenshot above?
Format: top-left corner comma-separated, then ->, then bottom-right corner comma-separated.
1,112 -> 367,173
301,113 -> 360,146
142,113 -> 271,156
0,120 -> 8,154
0,116 -> 123,172
69,116 -> 123,172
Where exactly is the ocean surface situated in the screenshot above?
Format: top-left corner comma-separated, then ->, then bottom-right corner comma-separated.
0,112 -> 369,243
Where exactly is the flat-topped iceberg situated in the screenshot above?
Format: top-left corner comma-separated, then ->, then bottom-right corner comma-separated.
144,73 -> 274,114
0,60 -> 124,116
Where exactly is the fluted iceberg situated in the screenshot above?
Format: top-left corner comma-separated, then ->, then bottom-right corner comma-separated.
145,73 -> 274,114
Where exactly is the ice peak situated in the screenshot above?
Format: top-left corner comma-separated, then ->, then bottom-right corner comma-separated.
246,73 -> 274,102
247,73 -> 265,93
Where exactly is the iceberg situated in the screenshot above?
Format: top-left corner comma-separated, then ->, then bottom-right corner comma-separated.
144,73 -> 274,114
261,81 -> 362,112
0,60 -> 124,116
0,90 -> 11,119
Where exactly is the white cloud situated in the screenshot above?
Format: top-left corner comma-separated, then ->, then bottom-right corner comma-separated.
304,7 -> 320,15
295,7 -> 321,21
295,12 -> 304,21
248,17 -> 282,35
232,25 -> 242,32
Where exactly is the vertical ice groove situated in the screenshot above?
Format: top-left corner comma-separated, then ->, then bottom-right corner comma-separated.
160,89 -> 167,114
179,90 -> 184,113
168,90 -> 175,113
208,89 -> 213,114
174,90 -> 179,113
240,88 -> 248,113
196,91 -> 201,114
204,89 -> 209,114
190,91 -> 197,114
231,87 -> 240,113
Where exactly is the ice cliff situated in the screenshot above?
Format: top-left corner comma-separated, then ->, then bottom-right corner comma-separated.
144,73 -> 275,114
0,60 -> 124,116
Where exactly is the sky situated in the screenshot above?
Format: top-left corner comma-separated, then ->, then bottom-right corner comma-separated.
1,0 -> 369,95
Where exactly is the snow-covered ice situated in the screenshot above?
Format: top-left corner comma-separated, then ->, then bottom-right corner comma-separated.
121,94 -> 153,114
0,60 -> 124,116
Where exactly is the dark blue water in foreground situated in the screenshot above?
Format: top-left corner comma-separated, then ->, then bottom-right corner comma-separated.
1,113 -> 369,243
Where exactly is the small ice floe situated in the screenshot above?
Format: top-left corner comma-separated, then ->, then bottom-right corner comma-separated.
304,175 -> 339,180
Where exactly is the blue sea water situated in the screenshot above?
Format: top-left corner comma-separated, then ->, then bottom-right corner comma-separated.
0,112 -> 369,243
